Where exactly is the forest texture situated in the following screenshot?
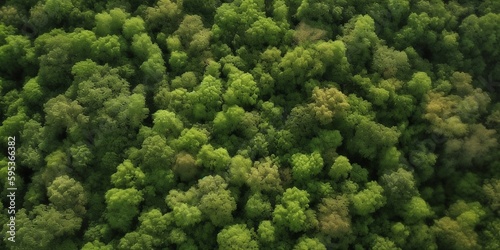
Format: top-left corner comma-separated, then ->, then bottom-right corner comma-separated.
0,0 -> 499,249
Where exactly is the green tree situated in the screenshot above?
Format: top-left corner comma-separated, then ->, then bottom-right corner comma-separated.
349,163 -> 369,185
171,127 -> 210,155
329,155 -> 352,180
433,217 -> 479,250
37,33 -> 79,89
43,95 -> 88,138
223,70 -> 259,107
348,118 -> 400,159
171,71 -> 198,90
173,15 -> 205,46
313,40 -> 351,82
403,196 -> 434,224
144,0 -> 182,33
91,35 -> 125,63
294,236 -> 327,250
152,110 -> 184,138
393,12 -> 435,50
442,124 -> 498,168
284,105 -> 318,143
380,168 -> 418,203
245,17 -> 283,47
21,77 -> 44,106
196,144 -> 231,171
228,154 -> 252,186
388,0 -> 410,25
276,46 -> 324,89
6,205 -> 82,250
342,15 -> 379,72
136,209 -> 172,244
197,175 -> 237,226
483,179 -> 500,215
372,235 -> 400,250
41,149 -> 71,185
406,72 -> 432,99
168,51 -> 188,74
104,188 -> 143,232
172,152 -> 199,182
406,223 -> 437,250
130,33 -> 156,62
82,241 -> 113,250
47,175 -> 87,216
118,232 -> 154,250
154,87 -> 190,114
245,191 -> 273,220
44,0 -> 74,24
290,151 -> 324,183
0,6 -> 24,29
308,130 -> 342,156
372,45 -> 409,79
217,224 -> 259,250
246,157 -> 282,193
94,8 -> 129,36
459,13 -> 500,76
390,222 -> 410,247
433,200 -> 486,250
482,219 -> 500,250
111,160 -> 145,189
167,228 -> 190,246
74,64 -> 130,112
212,0 -> 265,46
122,17 -> 146,39
139,135 -> 175,170
183,0 -> 220,18
101,93 -> 149,129
18,119 -> 45,170
351,181 -> 386,216
189,75 -> 224,121
173,203 -> 202,228
0,35 -> 35,78
68,29 -> 97,60
213,105 -> 246,135
310,86 -> 350,125
257,220 -> 276,243
423,92 -> 468,138
171,14 -> 213,57
273,187 -> 316,232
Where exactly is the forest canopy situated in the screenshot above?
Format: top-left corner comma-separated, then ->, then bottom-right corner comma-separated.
0,0 -> 499,249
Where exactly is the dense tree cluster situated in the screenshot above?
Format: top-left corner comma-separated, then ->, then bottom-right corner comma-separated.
0,0 -> 499,249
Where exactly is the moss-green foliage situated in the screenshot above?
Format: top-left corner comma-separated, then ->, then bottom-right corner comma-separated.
0,0 -> 499,249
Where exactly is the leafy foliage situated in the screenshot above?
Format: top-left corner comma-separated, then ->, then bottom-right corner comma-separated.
1,0 -> 499,249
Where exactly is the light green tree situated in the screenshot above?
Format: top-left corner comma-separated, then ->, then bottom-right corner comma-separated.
152,110 -> 184,137
111,160 -> 145,189
351,181 -> 386,216
329,155 -> 352,180
196,144 -> 231,171
273,187 -> 316,232
122,17 -> 146,39
47,175 -> 87,216
173,203 -> 202,228
294,236 -> 327,250
217,224 -> 258,250
105,188 -> 143,232
245,191 -> 273,219
94,8 -> 129,36
290,151 -> 324,183
257,220 -> 276,243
